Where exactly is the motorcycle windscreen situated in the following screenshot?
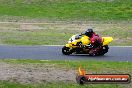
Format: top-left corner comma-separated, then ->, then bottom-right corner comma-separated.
102,37 -> 113,45
68,35 -> 76,43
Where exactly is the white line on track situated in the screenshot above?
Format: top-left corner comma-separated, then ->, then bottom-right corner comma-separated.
0,44 -> 132,47
41,45 -> 132,47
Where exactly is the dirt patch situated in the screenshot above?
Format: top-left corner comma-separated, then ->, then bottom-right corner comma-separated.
0,21 -> 131,32
19,23 -> 44,31
0,62 -> 76,84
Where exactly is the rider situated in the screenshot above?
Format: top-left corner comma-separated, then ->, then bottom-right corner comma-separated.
84,28 -> 102,48
75,28 -> 102,48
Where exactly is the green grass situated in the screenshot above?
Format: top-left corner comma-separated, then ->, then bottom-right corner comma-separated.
0,0 -> 131,45
0,0 -> 131,21
0,28 -> 73,45
0,81 -> 123,88
0,59 -> 132,88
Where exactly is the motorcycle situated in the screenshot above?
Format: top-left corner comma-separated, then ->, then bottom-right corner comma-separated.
62,34 -> 113,56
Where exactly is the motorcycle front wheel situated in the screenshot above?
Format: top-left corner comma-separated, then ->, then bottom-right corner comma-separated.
62,46 -> 72,55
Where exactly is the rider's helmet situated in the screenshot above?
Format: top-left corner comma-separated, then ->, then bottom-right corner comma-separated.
85,28 -> 94,37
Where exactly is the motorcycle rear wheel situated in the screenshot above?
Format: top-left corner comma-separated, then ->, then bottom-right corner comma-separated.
99,45 -> 109,56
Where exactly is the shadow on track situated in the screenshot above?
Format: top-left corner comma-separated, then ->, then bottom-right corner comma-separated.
70,54 -> 107,57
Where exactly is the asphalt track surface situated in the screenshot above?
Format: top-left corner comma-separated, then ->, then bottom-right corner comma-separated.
0,45 -> 132,62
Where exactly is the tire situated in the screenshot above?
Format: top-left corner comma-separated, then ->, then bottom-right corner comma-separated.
99,45 -> 109,56
62,46 -> 72,55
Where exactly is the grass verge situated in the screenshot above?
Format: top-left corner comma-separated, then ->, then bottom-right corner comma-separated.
0,59 -> 132,88
0,21 -> 131,45
0,81 -> 124,88
0,0 -> 131,45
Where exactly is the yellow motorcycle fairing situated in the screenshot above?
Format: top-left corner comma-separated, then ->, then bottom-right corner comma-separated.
102,37 -> 113,46
66,35 -> 90,48
66,35 -> 113,48
81,35 -> 90,45
66,39 -> 81,48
